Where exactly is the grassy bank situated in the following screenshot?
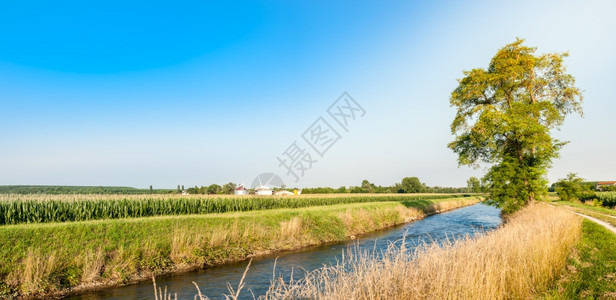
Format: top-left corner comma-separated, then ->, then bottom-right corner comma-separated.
552,200 -> 616,227
543,220 -> 616,299
0,193 -> 469,225
264,203 -> 581,299
0,196 -> 477,298
555,200 -> 616,216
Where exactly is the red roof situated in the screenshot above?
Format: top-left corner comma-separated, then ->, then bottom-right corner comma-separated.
597,181 -> 616,185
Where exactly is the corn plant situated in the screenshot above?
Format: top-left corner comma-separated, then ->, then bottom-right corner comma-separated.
0,194 -> 468,225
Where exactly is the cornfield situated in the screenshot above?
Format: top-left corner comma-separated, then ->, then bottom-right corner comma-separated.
579,192 -> 616,207
0,194 -> 468,225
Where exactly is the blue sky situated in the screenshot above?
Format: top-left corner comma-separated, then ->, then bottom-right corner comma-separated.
1,0 -> 615,188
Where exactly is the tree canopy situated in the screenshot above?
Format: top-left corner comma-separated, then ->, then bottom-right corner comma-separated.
555,173 -> 584,202
401,177 -> 425,193
449,39 -> 583,213
466,177 -> 482,193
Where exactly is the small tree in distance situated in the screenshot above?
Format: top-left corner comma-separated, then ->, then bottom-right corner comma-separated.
207,184 -> 222,195
467,177 -> 481,193
401,177 -> 425,193
222,182 -> 237,194
555,173 -> 584,202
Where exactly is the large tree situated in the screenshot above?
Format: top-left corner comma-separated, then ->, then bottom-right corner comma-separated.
449,39 -> 583,213
401,177 -> 425,193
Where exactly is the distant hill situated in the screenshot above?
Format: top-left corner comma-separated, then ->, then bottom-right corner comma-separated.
0,185 -> 175,195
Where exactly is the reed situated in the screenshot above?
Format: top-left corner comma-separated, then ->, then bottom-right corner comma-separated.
264,203 -> 582,299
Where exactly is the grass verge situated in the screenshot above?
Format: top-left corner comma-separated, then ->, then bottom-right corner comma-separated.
264,203 -> 581,299
543,220 -> 616,299
0,196 -> 477,298
552,201 -> 616,227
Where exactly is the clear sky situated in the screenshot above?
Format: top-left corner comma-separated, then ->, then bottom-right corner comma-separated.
1,0 -> 615,189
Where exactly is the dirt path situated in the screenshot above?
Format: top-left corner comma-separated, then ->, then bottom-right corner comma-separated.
563,205 -> 616,219
567,209 -> 616,235
548,203 -> 616,235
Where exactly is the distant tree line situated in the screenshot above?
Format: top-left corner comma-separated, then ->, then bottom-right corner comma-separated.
185,182 -> 237,195
549,180 -> 611,193
1,177 -> 482,195
301,177 -> 474,194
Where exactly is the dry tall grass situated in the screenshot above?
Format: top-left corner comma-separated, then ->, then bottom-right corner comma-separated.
19,249 -> 57,294
264,203 -> 582,300
80,248 -> 105,283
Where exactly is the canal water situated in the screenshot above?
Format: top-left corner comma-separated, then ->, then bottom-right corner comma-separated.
70,203 -> 501,299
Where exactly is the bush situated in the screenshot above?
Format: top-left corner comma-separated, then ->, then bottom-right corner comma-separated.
555,173 -> 583,202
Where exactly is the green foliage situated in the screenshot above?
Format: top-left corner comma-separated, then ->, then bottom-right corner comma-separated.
466,177 -> 481,193
361,180 -> 375,193
578,192 -> 616,207
0,194 -> 466,225
449,39 -> 583,213
206,184 -> 222,195
601,185 -> 616,192
554,173 -> 584,202
401,177 -> 425,193
303,178 -> 468,194
302,187 -> 337,194
221,182 -> 236,195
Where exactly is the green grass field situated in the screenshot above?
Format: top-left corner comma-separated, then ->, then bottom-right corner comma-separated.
553,200 -> 616,216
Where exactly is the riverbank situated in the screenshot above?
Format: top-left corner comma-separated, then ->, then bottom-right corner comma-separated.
263,203 -> 581,299
0,196 -> 479,299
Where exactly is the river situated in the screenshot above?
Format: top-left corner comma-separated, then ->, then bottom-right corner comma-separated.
69,203 -> 501,299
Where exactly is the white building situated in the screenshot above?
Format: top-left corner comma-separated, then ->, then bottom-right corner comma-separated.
254,185 -> 273,195
234,184 -> 249,195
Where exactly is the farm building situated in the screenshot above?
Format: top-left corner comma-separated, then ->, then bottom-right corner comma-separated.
254,185 -> 273,195
596,181 -> 616,191
234,184 -> 249,195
